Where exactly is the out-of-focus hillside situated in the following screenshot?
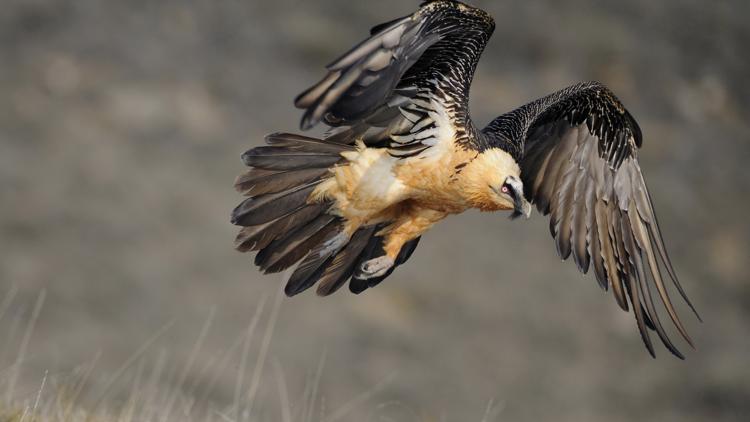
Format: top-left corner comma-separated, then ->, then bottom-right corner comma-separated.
1,0 -> 749,421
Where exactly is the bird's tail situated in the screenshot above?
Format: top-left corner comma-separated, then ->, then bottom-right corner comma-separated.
231,133 -> 417,296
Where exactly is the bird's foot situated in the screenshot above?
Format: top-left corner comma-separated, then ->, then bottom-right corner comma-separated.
357,256 -> 394,280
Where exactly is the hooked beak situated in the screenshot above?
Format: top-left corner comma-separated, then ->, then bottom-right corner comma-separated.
503,176 -> 532,220
510,196 -> 532,220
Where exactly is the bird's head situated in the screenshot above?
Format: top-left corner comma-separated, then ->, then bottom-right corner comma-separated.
460,148 -> 532,218
494,175 -> 532,219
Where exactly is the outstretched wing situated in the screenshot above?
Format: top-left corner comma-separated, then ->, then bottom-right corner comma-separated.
295,0 -> 495,158
486,82 -> 700,358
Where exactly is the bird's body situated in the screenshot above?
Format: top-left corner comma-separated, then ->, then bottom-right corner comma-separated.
232,0 -> 699,358
311,109 -> 520,240
314,144 -> 520,264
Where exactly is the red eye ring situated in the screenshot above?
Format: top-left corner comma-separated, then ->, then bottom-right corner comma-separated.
501,185 -> 509,194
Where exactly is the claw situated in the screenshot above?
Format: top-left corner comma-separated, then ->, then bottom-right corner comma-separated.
357,256 -> 395,280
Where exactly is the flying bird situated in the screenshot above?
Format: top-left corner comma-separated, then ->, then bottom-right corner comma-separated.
232,0 -> 699,358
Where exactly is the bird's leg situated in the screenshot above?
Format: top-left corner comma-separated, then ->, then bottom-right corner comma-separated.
358,208 -> 447,279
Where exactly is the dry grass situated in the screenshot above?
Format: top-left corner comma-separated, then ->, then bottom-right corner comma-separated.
0,288 -> 281,422
1,287 -> 503,422
0,288 -> 291,422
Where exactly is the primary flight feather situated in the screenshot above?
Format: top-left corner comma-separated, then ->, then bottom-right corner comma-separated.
232,0 -> 699,358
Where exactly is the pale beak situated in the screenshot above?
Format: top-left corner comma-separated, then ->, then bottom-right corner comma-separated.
510,196 -> 532,220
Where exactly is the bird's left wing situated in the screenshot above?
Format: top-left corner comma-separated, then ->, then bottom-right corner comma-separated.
486,82 -> 700,358
295,0 -> 495,157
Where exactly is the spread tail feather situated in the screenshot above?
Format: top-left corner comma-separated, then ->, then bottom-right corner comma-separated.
233,132 -> 420,296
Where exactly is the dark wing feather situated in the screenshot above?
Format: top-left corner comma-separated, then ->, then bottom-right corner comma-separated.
295,0 -> 495,157
235,168 -> 330,197
234,203 -> 328,253
486,82 -> 699,358
316,226 -> 377,296
230,181 -> 322,227
254,214 -> 338,273
241,147 -> 343,171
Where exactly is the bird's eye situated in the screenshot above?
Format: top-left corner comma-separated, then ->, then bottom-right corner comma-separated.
501,185 -> 509,194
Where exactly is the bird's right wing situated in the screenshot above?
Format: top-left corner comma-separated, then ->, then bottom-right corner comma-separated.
295,0 -> 495,158
488,82 -> 700,358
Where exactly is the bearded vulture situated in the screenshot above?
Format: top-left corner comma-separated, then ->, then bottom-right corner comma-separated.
231,0 -> 699,358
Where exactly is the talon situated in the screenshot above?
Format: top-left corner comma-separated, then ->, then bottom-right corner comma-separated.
357,256 -> 395,280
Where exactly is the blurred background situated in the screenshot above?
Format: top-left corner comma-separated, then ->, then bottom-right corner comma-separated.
1,0 -> 749,421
